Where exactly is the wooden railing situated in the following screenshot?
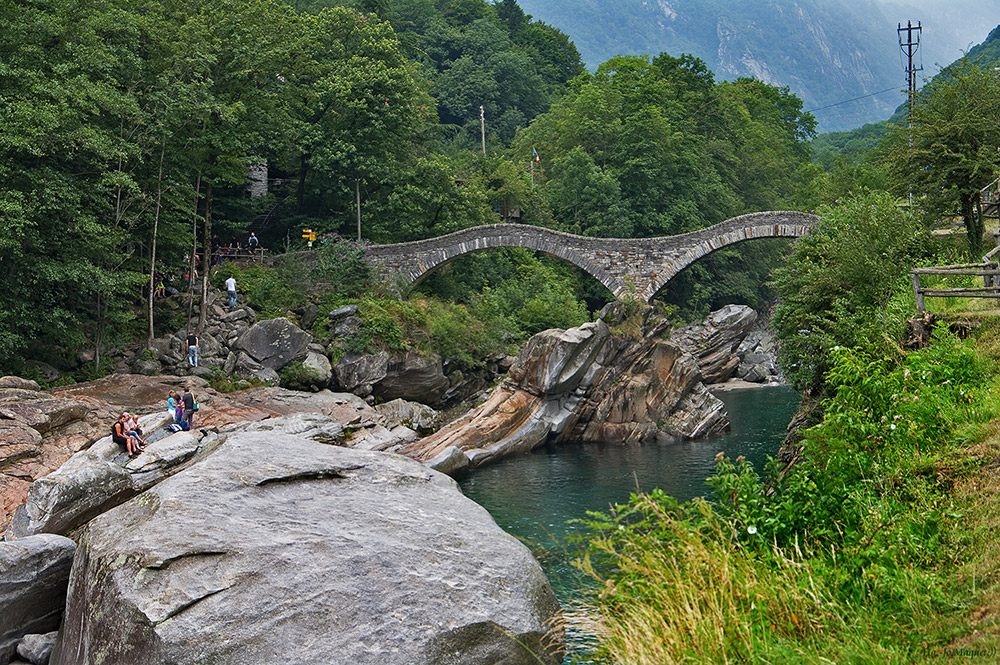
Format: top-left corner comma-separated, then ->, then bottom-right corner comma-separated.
213,248 -> 267,265
910,244 -> 1000,311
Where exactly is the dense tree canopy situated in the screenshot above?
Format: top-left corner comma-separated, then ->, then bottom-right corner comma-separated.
512,54 -> 819,239
0,0 -> 829,374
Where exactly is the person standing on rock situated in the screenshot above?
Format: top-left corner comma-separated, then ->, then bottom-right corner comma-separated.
167,391 -> 181,422
182,387 -> 196,426
187,331 -> 198,367
225,274 -> 237,308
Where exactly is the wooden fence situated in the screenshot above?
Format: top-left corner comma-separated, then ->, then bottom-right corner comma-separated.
910,245 -> 1000,312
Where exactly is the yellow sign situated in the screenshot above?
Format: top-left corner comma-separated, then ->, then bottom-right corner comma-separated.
302,228 -> 312,239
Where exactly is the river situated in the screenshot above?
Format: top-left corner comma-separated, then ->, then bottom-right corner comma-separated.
457,384 -> 801,663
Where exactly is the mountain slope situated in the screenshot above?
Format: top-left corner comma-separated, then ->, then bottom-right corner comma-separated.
518,0 -> 994,131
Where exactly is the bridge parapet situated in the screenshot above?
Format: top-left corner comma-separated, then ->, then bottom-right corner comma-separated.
366,210 -> 817,302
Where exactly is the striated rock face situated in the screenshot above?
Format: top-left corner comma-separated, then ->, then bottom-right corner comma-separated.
405,303 -> 730,470
0,534 -> 75,663
669,304 -> 758,384
51,434 -> 564,665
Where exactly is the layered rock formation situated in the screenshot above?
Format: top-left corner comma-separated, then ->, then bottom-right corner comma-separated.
405,303 -> 732,472
0,376 -> 436,532
0,534 -> 75,663
50,434 -> 564,665
126,289 -> 505,407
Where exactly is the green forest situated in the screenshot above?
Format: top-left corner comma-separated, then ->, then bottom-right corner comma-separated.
2,0 -> 1000,380
11,0 -> 1000,661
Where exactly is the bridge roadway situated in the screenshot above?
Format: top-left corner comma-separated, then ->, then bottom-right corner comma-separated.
366,210 -> 817,303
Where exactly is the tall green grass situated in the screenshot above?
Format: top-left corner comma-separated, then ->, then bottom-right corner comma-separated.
575,332 -> 1000,663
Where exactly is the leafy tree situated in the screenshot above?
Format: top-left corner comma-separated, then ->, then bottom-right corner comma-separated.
884,57 -> 1000,257
770,191 -> 932,391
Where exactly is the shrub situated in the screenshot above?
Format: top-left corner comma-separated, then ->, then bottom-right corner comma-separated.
277,361 -> 322,391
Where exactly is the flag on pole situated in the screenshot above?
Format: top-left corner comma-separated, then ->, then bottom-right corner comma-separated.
532,147 -> 539,162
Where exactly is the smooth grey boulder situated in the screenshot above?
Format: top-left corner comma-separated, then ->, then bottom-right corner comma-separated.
426,446 -> 470,476
234,317 -> 311,370
51,434 -> 564,665
234,413 -> 345,443
373,350 -> 449,406
328,304 -> 358,320
6,447 -> 134,539
332,351 -> 388,396
131,359 -> 161,376
231,351 -> 280,385
17,631 -> 57,665
0,535 -> 75,664
6,416 -> 193,540
302,350 -> 332,388
373,398 -> 437,432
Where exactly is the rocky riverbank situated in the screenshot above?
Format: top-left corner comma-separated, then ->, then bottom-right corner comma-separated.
404,302 -> 781,473
0,301 -> 783,665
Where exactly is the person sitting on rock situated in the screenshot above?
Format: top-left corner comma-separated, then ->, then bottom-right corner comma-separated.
123,412 -> 144,439
112,415 -> 143,457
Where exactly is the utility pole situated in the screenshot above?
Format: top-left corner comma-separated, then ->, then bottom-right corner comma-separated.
355,179 -> 361,242
898,20 -> 923,126
480,105 -> 486,156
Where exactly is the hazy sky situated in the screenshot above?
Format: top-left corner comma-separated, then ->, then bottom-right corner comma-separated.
879,0 -> 997,77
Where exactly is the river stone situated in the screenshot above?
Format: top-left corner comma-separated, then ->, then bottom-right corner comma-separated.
373,350 -> 449,406
0,377 -> 40,391
332,351 -> 389,395
302,350 -> 333,388
51,433 -> 564,665
0,535 -> 75,664
6,447 -> 134,539
373,399 -> 437,432
6,415 -> 184,540
234,317 -> 311,370
16,631 -> 58,665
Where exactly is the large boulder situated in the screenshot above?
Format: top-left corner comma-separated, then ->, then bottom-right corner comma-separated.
373,350 -> 449,406
405,303 -> 729,470
6,415 -> 193,540
0,534 -> 75,664
51,434 -> 564,665
234,318 -> 311,371
670,305 -> 758,384
332,351 -> 389,396
301,350 -> 333,389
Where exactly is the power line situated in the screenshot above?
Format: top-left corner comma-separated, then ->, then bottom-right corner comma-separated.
805,86 -> 901,113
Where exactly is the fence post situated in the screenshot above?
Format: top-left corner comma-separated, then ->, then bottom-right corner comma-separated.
911,272 -> 925,312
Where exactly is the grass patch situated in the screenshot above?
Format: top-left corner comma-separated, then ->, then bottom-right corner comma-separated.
573,328 -> 1000,663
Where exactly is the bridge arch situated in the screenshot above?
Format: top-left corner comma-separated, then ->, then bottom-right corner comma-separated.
366,211 -> 817,302
366,225 -> 629,297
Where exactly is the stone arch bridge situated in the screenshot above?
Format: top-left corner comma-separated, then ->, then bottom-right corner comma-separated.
366,210 -> 817,303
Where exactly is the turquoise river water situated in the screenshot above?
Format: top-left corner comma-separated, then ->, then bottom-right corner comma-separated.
457,385 -> 801,662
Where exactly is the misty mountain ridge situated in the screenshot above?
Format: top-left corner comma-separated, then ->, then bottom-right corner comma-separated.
518,0 -> 997,132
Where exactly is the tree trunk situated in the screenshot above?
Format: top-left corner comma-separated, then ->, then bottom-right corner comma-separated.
962,191 -> 984,259
296,152 -> 310,213
94,292 -> 103,376
199,181 -> 212,333
188,174 -> 201,331
147,139 -> 167,349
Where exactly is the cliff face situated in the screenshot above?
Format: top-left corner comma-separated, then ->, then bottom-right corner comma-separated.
404,303 -> 751,472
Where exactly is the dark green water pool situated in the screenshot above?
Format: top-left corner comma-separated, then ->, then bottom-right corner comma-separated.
457,385 -> 801,660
